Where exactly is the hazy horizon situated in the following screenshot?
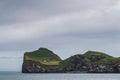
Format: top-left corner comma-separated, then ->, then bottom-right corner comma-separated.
0,0 -> 120,71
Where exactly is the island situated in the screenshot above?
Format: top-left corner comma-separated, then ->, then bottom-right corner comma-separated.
22,48 -> 120,73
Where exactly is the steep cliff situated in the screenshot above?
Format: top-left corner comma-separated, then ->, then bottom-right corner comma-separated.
84,51 -> 120,73
22,48 -> 61,73
22,48 -> 120,73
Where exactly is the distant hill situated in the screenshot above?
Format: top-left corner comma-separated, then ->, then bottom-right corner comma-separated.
24,48 -> 61,65
84,51 -> 118,64
22,48 -> 61,73
22,48 -> 120,73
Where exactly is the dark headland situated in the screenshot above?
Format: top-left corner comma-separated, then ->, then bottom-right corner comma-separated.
22,48 -> 120,73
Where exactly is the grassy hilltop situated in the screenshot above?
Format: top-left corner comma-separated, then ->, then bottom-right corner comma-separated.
24,48 -> 61,65
84,51 -> 119,64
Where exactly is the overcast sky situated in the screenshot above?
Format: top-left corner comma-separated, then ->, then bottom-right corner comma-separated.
0,0 -> 120,71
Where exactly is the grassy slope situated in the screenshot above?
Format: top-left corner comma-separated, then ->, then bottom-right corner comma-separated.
59,54 -> 90,71
24,48 -> 61,65
84,51 -> 119,65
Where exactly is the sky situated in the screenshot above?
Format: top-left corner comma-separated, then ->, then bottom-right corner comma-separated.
0,0 -> 120,71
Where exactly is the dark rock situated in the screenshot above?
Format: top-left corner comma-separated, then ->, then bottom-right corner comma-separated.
113,64 -> 120,73
59,54 -> 90,72
88,64 -> 113,73
22,60 -> 60,73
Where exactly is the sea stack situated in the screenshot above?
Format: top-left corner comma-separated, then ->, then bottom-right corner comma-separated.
22,48 -> 61,73
22,48 -> 120,73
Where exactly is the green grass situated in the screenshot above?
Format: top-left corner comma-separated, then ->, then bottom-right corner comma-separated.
59,54 -> 90,71
59,58 -> 70,70
41,61 -> 60,65
84,51 -> 119,65
24,48 -> 61,65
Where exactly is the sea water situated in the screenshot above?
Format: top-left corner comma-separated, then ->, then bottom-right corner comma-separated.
0,72 -> 120,80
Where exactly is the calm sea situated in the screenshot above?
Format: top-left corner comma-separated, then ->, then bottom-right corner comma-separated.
0,72 -> 120,80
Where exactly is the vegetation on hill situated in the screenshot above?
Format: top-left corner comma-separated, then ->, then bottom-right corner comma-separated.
59,54 -> 90,72
22,48 -> 120,73
24,48 -> 61,65
59,51 -> 120,72
84,51 -> 119,65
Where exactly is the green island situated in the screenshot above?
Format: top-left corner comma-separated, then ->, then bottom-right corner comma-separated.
22,48 -> 120,73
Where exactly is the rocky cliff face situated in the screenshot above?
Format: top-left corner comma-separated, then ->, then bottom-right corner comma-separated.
22,48 -> 120,73
88,64 -> 113,73
84,51 -> 120,73
22,60 -> 60,73
88,63 -> 120,73
59,54 -> 90,72
22,48 -> 61,73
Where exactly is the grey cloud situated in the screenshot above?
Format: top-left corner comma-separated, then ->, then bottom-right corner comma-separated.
0,0 -> 118,25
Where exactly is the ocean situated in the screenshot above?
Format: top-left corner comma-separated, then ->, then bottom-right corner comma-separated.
0,72 -> 120,80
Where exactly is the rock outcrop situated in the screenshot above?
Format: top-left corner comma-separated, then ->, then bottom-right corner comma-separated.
22,48 -> 120,73
22,60 -> 60,73
88,64 -> 114,73
59,54 -> 90,72
22,48 -> 61,73
88,63 -> 120,73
